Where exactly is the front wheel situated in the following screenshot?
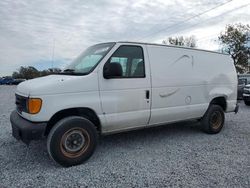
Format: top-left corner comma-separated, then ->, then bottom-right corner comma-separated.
47,116 -> 98,167
201,104 -> 225,134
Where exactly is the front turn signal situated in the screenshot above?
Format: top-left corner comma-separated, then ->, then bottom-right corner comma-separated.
28,98 -> 42,114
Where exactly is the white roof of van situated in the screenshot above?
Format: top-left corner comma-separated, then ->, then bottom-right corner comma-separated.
116,41 -> 229,55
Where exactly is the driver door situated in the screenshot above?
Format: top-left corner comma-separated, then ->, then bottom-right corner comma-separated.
98,44 -> 151,133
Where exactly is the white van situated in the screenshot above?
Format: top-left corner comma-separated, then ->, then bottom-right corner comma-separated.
10,42 -> 238,167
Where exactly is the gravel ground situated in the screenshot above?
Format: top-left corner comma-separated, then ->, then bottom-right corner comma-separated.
0,85 -> 249,188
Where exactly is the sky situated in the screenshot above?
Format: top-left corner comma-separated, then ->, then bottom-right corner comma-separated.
0,0 -> 249,76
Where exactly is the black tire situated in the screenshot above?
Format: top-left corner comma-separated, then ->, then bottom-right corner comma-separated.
201,104 -> 224,134
244,100 -> 250,106
47,116 -> 98,167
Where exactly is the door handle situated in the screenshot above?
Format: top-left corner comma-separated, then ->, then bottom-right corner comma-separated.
146,90 -> 150,99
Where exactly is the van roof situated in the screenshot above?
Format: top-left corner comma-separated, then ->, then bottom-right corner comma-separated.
116,41 -> 229,56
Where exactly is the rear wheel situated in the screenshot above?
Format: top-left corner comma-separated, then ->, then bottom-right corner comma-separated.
47,116 -> 98,167
201,104 -> 224,134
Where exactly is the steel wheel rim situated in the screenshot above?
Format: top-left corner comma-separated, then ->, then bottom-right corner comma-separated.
60,128 -> 90,158
210,111 -> 222,130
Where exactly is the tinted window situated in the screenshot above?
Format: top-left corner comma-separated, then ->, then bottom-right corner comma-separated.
108,45 -> 145,78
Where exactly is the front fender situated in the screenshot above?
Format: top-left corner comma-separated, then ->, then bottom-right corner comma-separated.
25,91 -> 102,123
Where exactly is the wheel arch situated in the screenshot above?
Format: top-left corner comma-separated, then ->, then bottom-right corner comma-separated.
209,96 -> 227,111
45,107 -> 101,136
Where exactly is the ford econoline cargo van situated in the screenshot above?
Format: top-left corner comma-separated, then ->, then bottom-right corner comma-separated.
10,42 -> 238,166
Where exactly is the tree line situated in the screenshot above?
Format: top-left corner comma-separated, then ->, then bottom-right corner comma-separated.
12,66 -> 61,80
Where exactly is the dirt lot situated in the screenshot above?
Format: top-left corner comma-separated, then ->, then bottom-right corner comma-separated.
0,85 -> 249,187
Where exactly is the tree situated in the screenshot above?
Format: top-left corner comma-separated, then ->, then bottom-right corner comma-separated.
12,71 -> 20,79
162,35 -> 197,48
12,66 -> 62,79
219,23 -> 250,73
18,66 -> 40,79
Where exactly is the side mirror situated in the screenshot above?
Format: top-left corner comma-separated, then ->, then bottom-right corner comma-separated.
103,62 -> 123,79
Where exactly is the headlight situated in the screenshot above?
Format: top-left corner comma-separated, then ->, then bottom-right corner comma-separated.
27,98 -> 42,114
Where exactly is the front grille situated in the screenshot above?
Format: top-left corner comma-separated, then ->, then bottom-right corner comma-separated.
15,94 -> 28,113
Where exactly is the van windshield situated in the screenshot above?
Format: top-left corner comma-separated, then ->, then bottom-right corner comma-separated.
62,43 -> 115,75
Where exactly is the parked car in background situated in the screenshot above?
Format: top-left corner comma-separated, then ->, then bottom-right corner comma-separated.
237,74 -> 250,99
238,74 -> 250,84
238,78 -> 247,99
12,79 -> 26,85
0,77 -> 4,84
0,77 -> 25,85
6,78 -> 14,85
243,84 -> 250,106
0,77 -> 14,85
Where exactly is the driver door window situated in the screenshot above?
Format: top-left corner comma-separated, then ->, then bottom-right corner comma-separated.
108,45 -> 145,78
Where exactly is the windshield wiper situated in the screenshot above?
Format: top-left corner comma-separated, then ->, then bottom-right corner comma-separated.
57,69 -> 87,76
57,69 -> 76,75
63,69 -> 75,73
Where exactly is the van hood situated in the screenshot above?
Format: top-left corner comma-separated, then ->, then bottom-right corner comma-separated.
16,74 -> 98,96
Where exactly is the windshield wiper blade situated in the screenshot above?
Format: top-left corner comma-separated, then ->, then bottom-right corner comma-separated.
63,69 -> 75,72
57,69 -> 76,75
57,69 -> 87,76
